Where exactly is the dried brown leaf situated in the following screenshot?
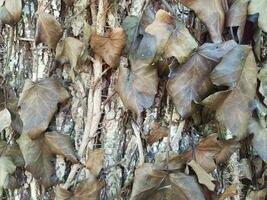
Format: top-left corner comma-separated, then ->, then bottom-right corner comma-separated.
55,179 -> 105,200
168,134 -> 240,172
130,163 -> 205,200
90,28 -> 126,67
0,0 -> 22,26
203,45 -> 258,139
44,131 -> 78,163
167,40 -> 237,118
226,0 -> 249,42
17,133 -> 57,188
146,122 -> 169,145
145,9 -> 198,63
18,78 -> 69,139
187,160 -> 215,191
35,12 -> 63,49
116,33 -> 158,114
85,148 -> 104,176
178,0 -> 227,42
17,130 -> 77,187
55,37 -> 87,73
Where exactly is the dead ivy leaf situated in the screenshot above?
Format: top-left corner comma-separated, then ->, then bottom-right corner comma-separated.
167,40 -> 237,118
116,33 -> 158,114
35,12 -> 63,49
145,9 -> 198,63
187,160 -> 215,191
226,0 -> 249,42
17,131 -> 77,187
55,37 -> 87,74
248,0 -> 267,32
44,131 -> 78,163
203,45 -> 258,139
168,134 -> 240,172
0,0 -> 22,26
178,0 -> 227,42
0,108 -> 11,132
0,141 -> 24,191
85,148 -> 104,176
17,133 -> 57,188
248,118 -> 267,162
130,163 -> 205,200
90,28 -> 126,67
258,65 -> 267,105
55,179 -> 105,200
146,122 -> 169,145
18,78 -> 69,139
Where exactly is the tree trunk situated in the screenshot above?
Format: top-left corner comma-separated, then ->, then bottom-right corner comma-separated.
1,0 -> 265,199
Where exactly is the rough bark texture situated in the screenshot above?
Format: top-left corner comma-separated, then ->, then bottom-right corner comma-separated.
1,0 -> 266,200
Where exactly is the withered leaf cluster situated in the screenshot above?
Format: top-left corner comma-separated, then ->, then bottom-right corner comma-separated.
0,0 -> 267,199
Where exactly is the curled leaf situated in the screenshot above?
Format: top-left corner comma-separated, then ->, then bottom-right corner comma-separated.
167,40 -> 237,118
178,0 -> 227,42
0,0 -> 22,26
145,9 -> 198,63
18,78 -> 69,139
90,28 -> 126,67
35,12 -> 63,49
203,45 -> 258,139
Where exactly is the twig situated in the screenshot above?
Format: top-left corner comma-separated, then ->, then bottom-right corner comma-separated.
62,164 -> 82,189
166,103 -> 173,170
92,66 -> 112,92
18,37 -> 35,42
131,121 -> 145,166
102,91 -> 117,106
4,26 -> 14,75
